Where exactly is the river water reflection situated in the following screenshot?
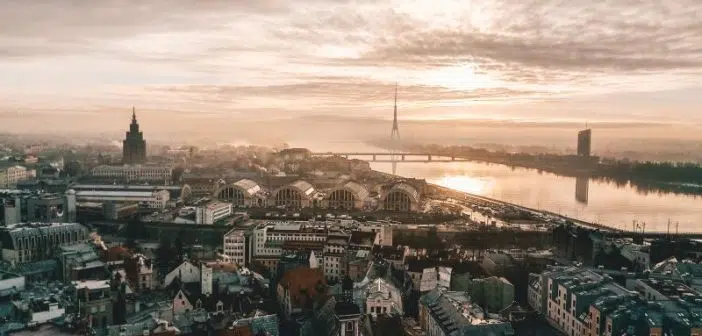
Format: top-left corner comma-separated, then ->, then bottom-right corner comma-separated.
291,141 -> 702,233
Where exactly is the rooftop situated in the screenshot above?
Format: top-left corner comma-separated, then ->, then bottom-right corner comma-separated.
73,280 -> 110,290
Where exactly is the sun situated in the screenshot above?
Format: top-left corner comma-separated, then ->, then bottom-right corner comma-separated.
417,62 -> 498,91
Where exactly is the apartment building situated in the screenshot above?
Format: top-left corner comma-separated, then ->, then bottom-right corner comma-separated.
323,233 -> 349,282
223,228 -> 246,266
419,289 -> 514,336
1,165 -> 29,188
530,266 -> 702,336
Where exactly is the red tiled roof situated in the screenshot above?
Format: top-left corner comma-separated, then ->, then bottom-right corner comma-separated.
279,267 -> 326,308
106,246 -> 132,261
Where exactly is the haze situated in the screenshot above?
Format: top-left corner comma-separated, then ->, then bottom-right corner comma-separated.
1,0 -> 702,150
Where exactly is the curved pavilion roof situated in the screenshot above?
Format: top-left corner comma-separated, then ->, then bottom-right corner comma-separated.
382,183 -> 420,203
231,179 -> 262,197
326,181 -> 369,201
274,180 -> 315,198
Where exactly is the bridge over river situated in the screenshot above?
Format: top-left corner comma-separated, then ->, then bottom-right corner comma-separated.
311,152 -> 470,163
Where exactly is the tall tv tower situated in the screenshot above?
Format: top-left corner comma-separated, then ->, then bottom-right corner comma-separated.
390,83 -> 400,175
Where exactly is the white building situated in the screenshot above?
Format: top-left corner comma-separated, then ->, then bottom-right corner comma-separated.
75,189 -> 170,209
223,228 -> 246,266
361,278 -> 404,316
91,165 -> 173,182
0,165 -> 28,188
163,260 -> 200,287
253,222 -> 326,259
0,270 -> 25,294
29,298 -> 66,324
195,201 -> 232,225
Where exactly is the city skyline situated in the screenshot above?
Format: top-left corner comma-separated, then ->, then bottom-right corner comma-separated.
1,0 -> 702,133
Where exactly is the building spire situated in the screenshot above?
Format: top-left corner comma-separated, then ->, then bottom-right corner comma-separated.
132,107 -> 136,122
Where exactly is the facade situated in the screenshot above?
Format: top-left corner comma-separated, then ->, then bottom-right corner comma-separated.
359,222 -> 393,247
380,183 -> 420,212
73,280 -> 113,330
419,289 -> 514,336
359,277 -> 404,316
71,183 -> 191,202
272,180 -> 317,208
91,165 -> 173,183
75,189 -> 170,209
253,222 -> 326,263
163,260 -> 200,287
124,254 -> 154,292
482,251 -> 513,275
619,242 -> 650,271
26,191 -> 77,223
0,165 -> 29,188
0,189 -> 77,225
468,276 -> 515,313
577,128 -> 592,157
324,234 -> 350,282
528,266 -> 633,336
0,222 -> 89,264
122,108 -> 147,164
223,228 -> 246,266
195,201 -> 232,224
324,181 -> 369,210
215,179 -> 265,207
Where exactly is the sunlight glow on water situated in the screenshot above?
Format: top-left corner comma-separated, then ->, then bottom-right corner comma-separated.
436,175 -> 494,195
290,140 -> 702,233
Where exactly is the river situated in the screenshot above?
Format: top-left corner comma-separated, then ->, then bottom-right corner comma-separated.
288,140 -> 702,233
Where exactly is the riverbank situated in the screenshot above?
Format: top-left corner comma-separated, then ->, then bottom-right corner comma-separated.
370,141 -> 702,198
364,167 -> 621,232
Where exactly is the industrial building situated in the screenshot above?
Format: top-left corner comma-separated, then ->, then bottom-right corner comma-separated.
380,183 -> 421,212
214,179 -> 265,207
74,189 -> 170,209
271,180 -> 318,208
71,183 -> 191,203
324,181 -> 369,210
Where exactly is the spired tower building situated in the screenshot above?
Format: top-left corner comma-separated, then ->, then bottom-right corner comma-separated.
122,107 -> 147,164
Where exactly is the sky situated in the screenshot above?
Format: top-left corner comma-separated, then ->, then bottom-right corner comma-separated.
1,0 -> 702,137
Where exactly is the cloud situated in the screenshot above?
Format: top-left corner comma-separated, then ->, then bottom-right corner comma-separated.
1,0 -> 702,126
152,79 -> 552,107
